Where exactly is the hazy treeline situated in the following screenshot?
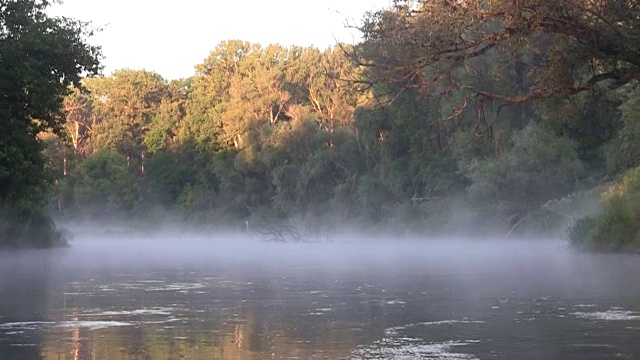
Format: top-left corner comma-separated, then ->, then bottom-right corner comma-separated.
45,39 -> 636,241
3,0 -> 640,248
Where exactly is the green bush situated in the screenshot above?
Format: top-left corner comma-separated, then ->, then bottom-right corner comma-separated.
567,216 -> 601,250
0,208 -> 67,249
568,166 -> 640,251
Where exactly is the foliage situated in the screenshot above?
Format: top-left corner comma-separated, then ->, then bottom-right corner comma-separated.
569,166 -> 640,251
43,37 -> 628,242
74,149 -> 138,218
464,123 -> 583,210
0,0 -> 100,247
606,88 -> 640,174
0,207 -> 66,248
567,216 -> 601,250
27,0 -> 640,250
357,0 -> 640,108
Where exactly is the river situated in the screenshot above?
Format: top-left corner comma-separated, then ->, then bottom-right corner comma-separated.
0,235 -> 639,359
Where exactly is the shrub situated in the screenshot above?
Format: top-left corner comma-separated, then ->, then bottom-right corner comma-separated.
568,166 -> 640,251
567,216 -> 601,250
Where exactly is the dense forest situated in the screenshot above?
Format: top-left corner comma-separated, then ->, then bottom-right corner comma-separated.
2,0 -> 640,250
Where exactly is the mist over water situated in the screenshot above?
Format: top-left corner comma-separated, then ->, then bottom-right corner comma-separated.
1,232 -> 639,359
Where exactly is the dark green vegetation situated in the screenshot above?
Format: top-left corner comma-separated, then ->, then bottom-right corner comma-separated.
0,0 -> 100,248
569,166 -> 640,251
3,0 -> 640,249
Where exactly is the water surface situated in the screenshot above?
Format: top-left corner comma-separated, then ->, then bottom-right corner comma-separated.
0,235 -> 639,359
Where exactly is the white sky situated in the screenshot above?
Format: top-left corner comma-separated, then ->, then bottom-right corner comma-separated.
48,0 -> 392,80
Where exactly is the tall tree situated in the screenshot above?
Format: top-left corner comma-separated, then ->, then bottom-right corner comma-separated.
356,0 -> 640,116
0,0 -> 100,247
181,40 -> 257,151
63,88 -> 95,156
86,69 -> 168,164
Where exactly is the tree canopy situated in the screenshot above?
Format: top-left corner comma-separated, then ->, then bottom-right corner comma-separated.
355,0 -> 640,113
0,0 -> 100,247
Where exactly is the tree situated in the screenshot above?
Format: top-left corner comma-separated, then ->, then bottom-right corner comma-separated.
221,44 -> 293,148
0,0 -> 101,247
87,69 -> 168,158
605,88 -> 640,174
63,87 -> 95,156
75,149 -> 138,218
356,0 -> 640,117
183,41 -> 256,150
286,46 -> 360,129
462,122 -> 583,234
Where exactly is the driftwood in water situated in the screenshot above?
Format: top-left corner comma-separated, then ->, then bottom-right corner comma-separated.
249,220 -> 333,243
254,223 -> 303,243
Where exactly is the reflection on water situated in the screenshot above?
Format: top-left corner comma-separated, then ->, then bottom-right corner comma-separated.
35,275 -> 369,360
0,237 -> 639,359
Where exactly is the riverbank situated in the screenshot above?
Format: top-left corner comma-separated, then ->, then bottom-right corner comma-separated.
568,166 -> 640,252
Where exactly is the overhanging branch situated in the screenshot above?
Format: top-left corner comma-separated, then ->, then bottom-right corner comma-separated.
461,68 -> 634,105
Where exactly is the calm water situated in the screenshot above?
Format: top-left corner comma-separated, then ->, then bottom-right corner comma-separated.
0,235 -> 639,359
